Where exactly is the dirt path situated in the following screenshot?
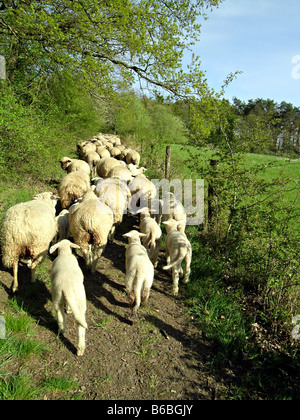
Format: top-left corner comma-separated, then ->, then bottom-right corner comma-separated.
0,214 -> 225,400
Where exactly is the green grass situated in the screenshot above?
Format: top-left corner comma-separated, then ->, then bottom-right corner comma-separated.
42,376 -> 80,392
0,298 -> 80,400
183,231 -> 248,359
0,372 -> 40,400
0,301 -> 49,360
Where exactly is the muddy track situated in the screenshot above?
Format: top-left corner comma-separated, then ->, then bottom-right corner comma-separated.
0,213 -> 226,400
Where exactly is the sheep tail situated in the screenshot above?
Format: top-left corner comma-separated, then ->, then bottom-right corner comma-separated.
64,291 -> 87,330
163,248 -> 187,271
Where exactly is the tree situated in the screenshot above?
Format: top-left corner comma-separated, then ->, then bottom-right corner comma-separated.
0,0 -> 221,97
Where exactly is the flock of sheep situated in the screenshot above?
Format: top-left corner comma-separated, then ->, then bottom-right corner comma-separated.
0,133 -> 192,356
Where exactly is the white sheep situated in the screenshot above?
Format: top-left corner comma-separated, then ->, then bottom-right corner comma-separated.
68,189 -> 114,273
137,208 -> 162,268
96,157 -> 121,178
53,209 -> 70,244
96,145 -> 111,159
119,148 -> 131,161
59,157 -> 90,176
58,170 -> 90,209
162,219 -> 192,297
95,178 -> 131,240
127,164 -> 147,177
109,147 -> 122,159
83,151 -> 101,177
50,239 -> 87,356
123,230 -> 154,317
128,174 -> 157,213
107,165 -> 133,183
162,192 -> 187,233
1,192 -> 57,293
126,150 -> 141,166
117,145 -> 126,152
80,142 -> 97,158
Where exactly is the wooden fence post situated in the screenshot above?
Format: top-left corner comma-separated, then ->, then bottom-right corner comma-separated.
165,146 -> 171,179
207,159 -> 218,225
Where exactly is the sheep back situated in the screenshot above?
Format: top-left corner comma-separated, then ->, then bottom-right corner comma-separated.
58,171 -> 90,209
96,157 -> 120,178
1,200 -> 56,268
69,199 -> 114,249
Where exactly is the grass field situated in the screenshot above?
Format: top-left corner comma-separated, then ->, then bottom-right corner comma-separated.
147,144 -> 300,232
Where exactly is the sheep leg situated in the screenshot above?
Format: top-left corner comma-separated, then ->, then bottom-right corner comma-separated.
165,247 -> 171,270
30,268 -> 36,283
12,261 -> 19,293
172,266 -> 180,297
131,290 -> 140,318
30,252 -> 46,283
108,225 -> 116,243
91,258 -> 98,274
77,324 -> 86,357
152,239 -> 161,268
127,290 -> 135,307
82,247 -> 91,268
125,272 -> 135,300
55,300 -> 66,334
141,286 -> 150,307
91,245 -> 105,273
65,304 -> 72,314
183,249 -> 192,285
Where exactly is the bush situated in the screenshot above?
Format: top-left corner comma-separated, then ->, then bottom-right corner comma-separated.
0,74 -> 107,182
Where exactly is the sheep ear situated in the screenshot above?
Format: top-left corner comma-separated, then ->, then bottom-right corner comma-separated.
123,232 -> 132,238
136,207 -> 148,214
138,233 -> 147,238
70,243 -> 81,250
49,243 -> 59,254
162,221 -> 170,226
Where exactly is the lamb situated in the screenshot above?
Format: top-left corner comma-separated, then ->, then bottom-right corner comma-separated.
126,150 -> 141,166
123,230 -> 154,317
59,157 -> 90,175
95,178 -> 130,240
96,157 -> 121,178
58,171 -> 90,209
68,189 -> 114,272
49,240 -> 87,356
162,192 -> 187,233
162,219 -> 192,297
137,208 -> 162,268
0,192 -> 57,293
127,164 -> 147,177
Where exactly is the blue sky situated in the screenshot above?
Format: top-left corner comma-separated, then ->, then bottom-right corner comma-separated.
188,0 -> 300,106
